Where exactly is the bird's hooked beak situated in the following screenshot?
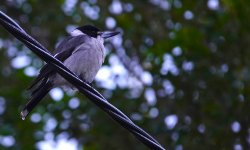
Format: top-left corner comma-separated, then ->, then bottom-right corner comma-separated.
98,31 -> 120,39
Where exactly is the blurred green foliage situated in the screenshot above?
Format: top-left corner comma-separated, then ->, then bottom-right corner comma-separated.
0,0 -> 250,149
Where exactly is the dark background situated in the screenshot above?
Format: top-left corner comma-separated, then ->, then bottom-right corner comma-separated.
0,0 -> 249,149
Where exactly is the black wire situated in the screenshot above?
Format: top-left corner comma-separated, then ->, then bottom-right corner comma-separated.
0,11 -> 165,150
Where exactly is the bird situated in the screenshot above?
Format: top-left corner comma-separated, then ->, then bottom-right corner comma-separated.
20,25 -> 120,120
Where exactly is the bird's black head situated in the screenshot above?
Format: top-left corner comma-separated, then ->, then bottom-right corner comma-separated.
76,25 -> 120,39
76,25 -> 100,38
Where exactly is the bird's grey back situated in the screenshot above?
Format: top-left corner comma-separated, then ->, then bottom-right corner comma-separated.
54,35 -> 88,55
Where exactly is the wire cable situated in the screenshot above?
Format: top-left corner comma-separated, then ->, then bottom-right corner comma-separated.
0,11 -> 165,150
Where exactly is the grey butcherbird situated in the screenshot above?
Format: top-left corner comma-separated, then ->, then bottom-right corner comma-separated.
21,25 -> 120,120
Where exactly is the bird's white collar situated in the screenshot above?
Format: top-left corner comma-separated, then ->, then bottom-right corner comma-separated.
70,29 -> 85,36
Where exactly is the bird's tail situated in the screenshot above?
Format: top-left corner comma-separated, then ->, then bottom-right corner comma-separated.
21,80 -> 53,120
27,64 -> 52,90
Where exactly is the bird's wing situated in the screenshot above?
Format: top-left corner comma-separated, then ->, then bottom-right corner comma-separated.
28,35 -> 88,90
21,35 -> 88,119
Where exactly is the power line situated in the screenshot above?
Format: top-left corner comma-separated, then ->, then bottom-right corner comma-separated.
0,11 -> 165,150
